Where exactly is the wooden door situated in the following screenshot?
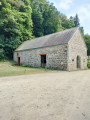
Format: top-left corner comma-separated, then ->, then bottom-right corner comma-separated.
41,55 -> 46,68
17,57 -> 20,66
77,56 -> 80,68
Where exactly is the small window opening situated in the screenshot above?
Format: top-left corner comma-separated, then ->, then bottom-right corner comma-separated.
17,53 -> 19,56
72,59 -> 74,61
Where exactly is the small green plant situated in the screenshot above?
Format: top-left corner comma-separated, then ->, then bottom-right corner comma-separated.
11,61 -> 17,66
21,64 -> 28,67
87,59 -> 90,69
0,49 -> 6,60
0,59 -> 7,62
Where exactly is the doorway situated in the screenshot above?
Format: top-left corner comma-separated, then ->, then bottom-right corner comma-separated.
77,56 -> 81,69
17,57 -> 20,66
41,55 -> 46,68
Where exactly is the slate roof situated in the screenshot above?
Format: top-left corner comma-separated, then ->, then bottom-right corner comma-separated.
15,27 -> 79,52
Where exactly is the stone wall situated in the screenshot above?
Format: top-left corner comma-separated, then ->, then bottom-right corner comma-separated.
14,29 -> 87,71
14,44 -> 68,70
68,29 -> 87,71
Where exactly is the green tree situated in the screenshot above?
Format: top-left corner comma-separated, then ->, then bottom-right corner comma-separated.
31,0 -> 62,36
84,34 -> 90,56
32,9 -> 44,37
80,27 -> 84,36
42,2 -> 62,35
0,0 -> 33,59
69,16 -> 75,28
74,14 -> 80,27
60,14 -> 71,29
0,49 -> 5,60
31,0 -> 44,37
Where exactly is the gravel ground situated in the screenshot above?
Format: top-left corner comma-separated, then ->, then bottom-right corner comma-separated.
0,70 -> 90,120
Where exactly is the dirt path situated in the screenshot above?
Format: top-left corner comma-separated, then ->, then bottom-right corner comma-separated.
0,70 -> 90,120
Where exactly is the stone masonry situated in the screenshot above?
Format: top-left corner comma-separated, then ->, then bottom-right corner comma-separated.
68,29 -> 87,71
14,27 -> 87,71
14,44 -> 68,70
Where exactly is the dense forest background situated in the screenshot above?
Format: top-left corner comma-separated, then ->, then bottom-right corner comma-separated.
0,0 -> 90,60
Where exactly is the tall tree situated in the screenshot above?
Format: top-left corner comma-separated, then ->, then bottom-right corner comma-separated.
74,14 -> 80,27
80,27 -> 84,36
32,9 -> 44,37
31,0 -> 44,37
0,0 -> 33,59
69,16 -> 75,28
84,34 -> 90,56
60,14 -> 71,29
31,0 -> 62,36
42,3 -> 62,35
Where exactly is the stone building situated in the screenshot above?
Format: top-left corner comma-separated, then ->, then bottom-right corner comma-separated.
14,27 -> 87,71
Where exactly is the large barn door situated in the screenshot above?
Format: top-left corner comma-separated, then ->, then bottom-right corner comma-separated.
41,55 -> 46,68
77,56 -> 81,69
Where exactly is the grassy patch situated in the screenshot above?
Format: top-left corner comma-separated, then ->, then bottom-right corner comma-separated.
87,59 -> 90,69
0,61 -> 53,77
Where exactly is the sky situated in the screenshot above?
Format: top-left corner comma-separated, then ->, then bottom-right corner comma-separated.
48,0 -> 90,35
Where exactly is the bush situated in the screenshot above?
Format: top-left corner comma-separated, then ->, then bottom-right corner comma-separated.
87,59 -> 90,69
11,61 -> 17,66
0,49 -> 6,60
21,64 -> 28,67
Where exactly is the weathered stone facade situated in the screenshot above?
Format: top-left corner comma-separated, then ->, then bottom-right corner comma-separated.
14,27 -> 87,71
67,29 -> 87,71
14,44 -> 68,70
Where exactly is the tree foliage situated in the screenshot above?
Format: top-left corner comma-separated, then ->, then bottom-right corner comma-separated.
80,27 -> 84,36
0,0 -> 89,59
31,0 -> 62,36
84,34 -> 90,55
69,16 -> 75,28
60,14 -> 74,29
74,14 -> 80,27
0,0 -> 33,59
31,0 -> 44,37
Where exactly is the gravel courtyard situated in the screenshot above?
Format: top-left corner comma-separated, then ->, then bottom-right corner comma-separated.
0,70 -> 90,120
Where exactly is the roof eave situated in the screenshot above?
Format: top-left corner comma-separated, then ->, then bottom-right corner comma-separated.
15,43 -> 68,52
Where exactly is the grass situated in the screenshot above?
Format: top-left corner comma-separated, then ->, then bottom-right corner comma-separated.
87,58 -> 90,69
0,59 -> 89,77
0,61 -> 53,77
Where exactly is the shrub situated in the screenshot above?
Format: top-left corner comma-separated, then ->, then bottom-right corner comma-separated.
0,49 -> 6,60
87,59 -> 90,69
21,64 -> 28,67
11,61 -> 17,66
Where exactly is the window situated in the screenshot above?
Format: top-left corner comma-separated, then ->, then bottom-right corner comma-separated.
72,59 -> 74,61
17,53 -> 19,56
